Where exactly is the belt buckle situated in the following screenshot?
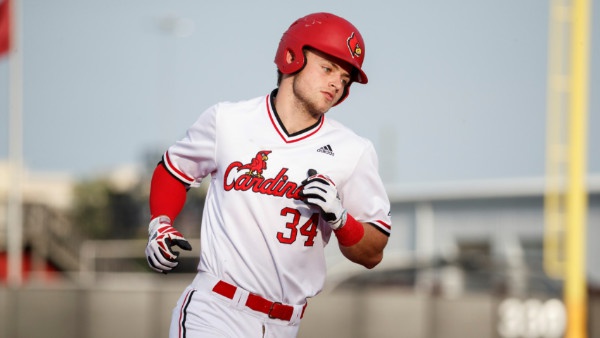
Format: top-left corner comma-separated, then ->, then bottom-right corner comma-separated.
268,302 -> 282,319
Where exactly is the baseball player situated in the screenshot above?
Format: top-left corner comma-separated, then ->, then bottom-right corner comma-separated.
145,12 -> 392,338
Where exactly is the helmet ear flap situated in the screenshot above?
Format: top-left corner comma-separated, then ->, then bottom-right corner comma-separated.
276,43 -> 305,75
275,41 -> 307,75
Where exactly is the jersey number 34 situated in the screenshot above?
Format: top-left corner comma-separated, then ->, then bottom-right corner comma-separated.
277,208 -> 319,246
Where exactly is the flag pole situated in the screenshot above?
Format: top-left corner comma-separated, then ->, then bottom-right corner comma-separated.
7,0 -> 23,287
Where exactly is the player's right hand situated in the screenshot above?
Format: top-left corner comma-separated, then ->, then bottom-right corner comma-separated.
145,216 -> 192,274
300,171 -> 348,230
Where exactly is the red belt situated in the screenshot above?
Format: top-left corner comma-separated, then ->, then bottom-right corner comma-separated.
212,280 -> 306,321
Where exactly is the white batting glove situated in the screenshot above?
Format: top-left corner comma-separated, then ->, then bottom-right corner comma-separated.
145,216 -> 192,274
300,172 -> 348,230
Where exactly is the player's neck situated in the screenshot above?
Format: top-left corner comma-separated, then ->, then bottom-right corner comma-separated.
273,89 -> 321,135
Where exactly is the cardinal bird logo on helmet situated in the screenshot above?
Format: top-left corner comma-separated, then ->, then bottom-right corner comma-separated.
346,32 -> 362,59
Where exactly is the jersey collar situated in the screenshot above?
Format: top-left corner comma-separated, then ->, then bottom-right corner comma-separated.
267,89 -> 324,144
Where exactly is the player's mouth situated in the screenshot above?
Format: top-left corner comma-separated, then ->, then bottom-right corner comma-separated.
322,91 -> 335,102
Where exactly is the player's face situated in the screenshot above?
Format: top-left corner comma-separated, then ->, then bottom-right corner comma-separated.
292,49 -> 352,116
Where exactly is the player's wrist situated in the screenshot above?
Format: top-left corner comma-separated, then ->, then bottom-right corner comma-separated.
328,209 -> 347,230
148,215 -> 172,235
333,213 -> 364,246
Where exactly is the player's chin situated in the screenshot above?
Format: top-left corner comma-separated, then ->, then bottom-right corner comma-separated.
316,99 -> 336,113
318,106 -> 333,115
308,102 -> 332,116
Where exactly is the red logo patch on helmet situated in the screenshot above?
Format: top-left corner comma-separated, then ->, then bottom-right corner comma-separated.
346,32 -> 362,59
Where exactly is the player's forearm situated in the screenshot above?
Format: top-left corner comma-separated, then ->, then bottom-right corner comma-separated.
338,222 -> 388,269
150,162 -> 188,221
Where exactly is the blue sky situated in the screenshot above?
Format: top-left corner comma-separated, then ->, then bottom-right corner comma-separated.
0,0 -> 598,184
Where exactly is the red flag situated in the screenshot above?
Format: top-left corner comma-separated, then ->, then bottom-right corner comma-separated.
0,0 -> 10,55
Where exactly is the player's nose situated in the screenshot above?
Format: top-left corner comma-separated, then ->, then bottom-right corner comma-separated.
329,79 -> 342,93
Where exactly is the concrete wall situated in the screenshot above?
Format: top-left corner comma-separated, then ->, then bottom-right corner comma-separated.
2,280 -> 593,338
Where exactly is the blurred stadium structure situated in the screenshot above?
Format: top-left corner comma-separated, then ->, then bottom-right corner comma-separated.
1,163 -> 600,337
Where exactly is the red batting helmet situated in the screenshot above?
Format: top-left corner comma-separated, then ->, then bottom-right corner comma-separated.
274,12 -> 368,104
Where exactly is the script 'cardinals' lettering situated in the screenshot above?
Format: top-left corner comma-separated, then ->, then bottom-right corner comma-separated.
224,151 -> 303,200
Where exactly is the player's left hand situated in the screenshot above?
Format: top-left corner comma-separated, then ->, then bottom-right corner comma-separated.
145,216 -> 192,274
300,172 -> 347,230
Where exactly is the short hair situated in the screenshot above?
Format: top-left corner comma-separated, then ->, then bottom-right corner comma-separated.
277,70 -> 283,86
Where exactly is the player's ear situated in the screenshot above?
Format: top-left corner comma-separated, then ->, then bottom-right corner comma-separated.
285,49 -> 295,64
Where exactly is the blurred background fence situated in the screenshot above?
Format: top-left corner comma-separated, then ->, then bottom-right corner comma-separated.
2,277 -> 600,338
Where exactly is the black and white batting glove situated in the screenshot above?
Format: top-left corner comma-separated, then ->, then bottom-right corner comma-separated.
145,216 -> 192,274
300,172 -> 348,230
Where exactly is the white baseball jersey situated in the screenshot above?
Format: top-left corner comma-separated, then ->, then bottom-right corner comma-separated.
163,90 -> 391,305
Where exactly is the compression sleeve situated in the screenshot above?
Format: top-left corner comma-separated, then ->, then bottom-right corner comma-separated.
149,162 -> 188,221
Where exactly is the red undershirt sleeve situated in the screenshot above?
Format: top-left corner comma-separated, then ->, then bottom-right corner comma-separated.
149,162 -> 188,221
